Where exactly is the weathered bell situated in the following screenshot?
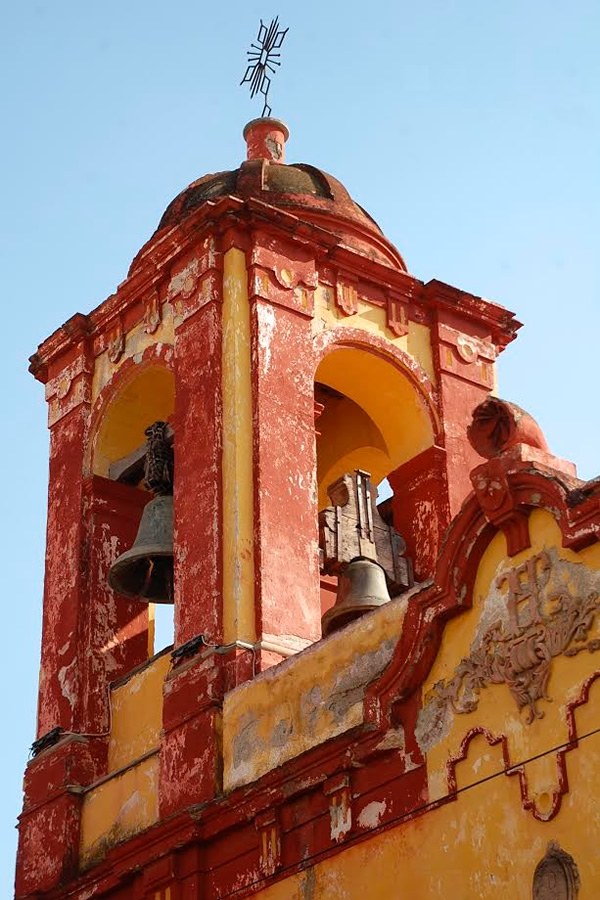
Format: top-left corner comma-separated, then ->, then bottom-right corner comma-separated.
108,494 -> 174,603
321,556 -> 391,637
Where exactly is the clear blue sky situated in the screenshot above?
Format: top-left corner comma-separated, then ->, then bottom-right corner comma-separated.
1,1 -> 598,891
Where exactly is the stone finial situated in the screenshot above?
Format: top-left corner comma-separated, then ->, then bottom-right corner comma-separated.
243,117 -> 289,162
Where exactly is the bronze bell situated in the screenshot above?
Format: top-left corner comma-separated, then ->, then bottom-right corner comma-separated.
108,494 -> 174,603
321,556 -> 391,637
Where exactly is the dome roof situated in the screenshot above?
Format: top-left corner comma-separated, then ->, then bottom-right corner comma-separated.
148,119 -> 406,271
158,161 -> 380,234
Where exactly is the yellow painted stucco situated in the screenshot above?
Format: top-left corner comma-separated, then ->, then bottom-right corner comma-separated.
73,498 -> 600,891
222,593 -> 409,791
223,506 -> 600,897
80,755 -> 159,869
108,650 -> 171,773
91,304 -> 175,405
312,284 -> 436,384
423,509 -> 600,811
153,889 -> 171,900
222,247 -> 256,644
74,260 -> 598,895
78,652 -> 169,867
315,347 -> 435,508
91,364 -> 175,476
253,728 -> 600,898
147,602 -> 156,657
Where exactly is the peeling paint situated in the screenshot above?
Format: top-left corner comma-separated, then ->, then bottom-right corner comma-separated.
57,659 -> 78,711
257,303 -> 277,374
358,800 -> 387,829
329,793 -> 352,843
224,596 -> 407,790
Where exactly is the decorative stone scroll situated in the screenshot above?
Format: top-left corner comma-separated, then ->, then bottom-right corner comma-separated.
387,294 -> 409,337
426,550 -> 600,724
107,318 -> 125,363
143,287 -> 161,334
44,353 -> 93,427
168,238 -> 222,326
434,322 -> 496,389
335,280 -> 358,316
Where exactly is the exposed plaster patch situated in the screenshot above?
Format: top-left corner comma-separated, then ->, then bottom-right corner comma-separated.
301,685 -> 323,734
358,800 -> 387,829
329,795 -> 351,842
415,695 -> 452,755
119,790 -> 143,819
272,717 -> 294,747
76,890 -> 98,900
258,304 -> 277,374
300,866 -> 317,900
265,136 -> 283,160
168,259 -> 200,299
374,727 -> 406,753
472,754 -> 489,774
232,714 -> 260,777
58,658 -> 78,711
324,638 -> 396,723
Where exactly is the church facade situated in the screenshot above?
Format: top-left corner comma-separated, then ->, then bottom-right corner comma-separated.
15,119 -> 599,898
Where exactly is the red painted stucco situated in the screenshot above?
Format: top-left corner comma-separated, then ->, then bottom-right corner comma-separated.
15,121 -> 540,899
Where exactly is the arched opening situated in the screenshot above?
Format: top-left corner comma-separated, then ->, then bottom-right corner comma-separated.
314,346 -> 435,627
91,365 -> 175,478
90,364 -> 176,657
315,346 -> 435,508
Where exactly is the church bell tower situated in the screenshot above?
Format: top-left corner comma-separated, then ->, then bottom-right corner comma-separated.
16,118 -> 520,898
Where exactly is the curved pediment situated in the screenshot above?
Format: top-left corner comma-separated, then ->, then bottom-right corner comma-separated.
366,428 -> 600,824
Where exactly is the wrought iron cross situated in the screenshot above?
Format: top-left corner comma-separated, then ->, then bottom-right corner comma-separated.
240,17 -> 288,117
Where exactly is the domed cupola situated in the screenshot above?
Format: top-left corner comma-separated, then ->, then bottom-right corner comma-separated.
147,118 -> 407,271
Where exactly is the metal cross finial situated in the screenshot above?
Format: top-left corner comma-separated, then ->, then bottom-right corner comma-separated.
240,17 -> 288,118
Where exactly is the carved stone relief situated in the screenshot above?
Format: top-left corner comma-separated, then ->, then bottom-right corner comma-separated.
143,288 -> 161,334
335,280 -> 358,316
424,550 -> 600,725
107,318 -> 125,363
533,843 -> 579,899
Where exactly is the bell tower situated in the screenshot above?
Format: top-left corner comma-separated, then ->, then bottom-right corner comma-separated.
16,119 -> 520,898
